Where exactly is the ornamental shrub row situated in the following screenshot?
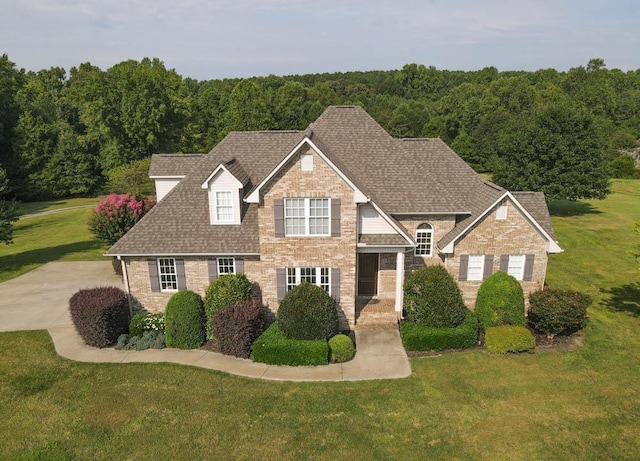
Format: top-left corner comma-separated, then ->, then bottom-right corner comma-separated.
213,299 -> 266,358
204,274 -> 253,339
484,325 -> 535,353
400,309 -> 478,351
69,286 -> 130,348
252,323 -> 329,366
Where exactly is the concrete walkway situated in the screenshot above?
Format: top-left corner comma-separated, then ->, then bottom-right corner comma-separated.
0,261 -> 411,381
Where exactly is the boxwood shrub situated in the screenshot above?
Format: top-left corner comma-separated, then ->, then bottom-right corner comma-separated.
328,334 -> 355,363
204,274 -> 253,339
252,323 -> 329,366
69,286 -> 130,348
400,309 -> 478,351
165,290 -> 205,349
484,325 -> 535,354
528,287 -> 590,338
277,282 -> 339,340
213,299 -> 265,358
475,271 -> 525,330
403,265 -> 468,328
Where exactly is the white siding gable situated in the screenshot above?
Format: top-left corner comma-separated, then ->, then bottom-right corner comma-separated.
358,203 -> 397,234
155,178 -> 182,201
207,169 -> 242,225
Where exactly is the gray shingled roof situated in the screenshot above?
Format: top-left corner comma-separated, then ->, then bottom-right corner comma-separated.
107,106 -> 556,256
149,153 -> 205,177
358,234 -> 410,246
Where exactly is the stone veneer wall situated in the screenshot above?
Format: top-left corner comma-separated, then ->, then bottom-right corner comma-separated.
257,147 -> 358,329
444,199 -> 548,310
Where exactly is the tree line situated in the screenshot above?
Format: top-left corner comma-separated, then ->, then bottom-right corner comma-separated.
1,54 -> 639,204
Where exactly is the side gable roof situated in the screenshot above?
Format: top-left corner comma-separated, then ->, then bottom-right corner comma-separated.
149,153 -> 205,178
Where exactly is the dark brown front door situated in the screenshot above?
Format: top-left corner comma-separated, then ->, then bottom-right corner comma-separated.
358,253 -> 379,296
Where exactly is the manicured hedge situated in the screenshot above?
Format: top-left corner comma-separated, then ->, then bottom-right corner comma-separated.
528,287 -> 590,338
484,325 -> 535,354
328,334 -> 355,363
277,282 -> 339,340
475,271 -> 525,330
213,299 -> 265,358
69,286 -> 130,348
165,290 -> 205,349
400,309 -> 478,351
204,274 -> 253,339
403,265 -> 468,328
252,323 -> 329,366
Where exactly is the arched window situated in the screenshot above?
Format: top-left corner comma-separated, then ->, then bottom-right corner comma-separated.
415,223 -> 433,256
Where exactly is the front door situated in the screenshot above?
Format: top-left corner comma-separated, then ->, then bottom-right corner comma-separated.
358,253 -> 379,296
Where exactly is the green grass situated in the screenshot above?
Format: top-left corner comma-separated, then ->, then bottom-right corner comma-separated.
19,197 -> 103,215
1,181 -> 640,459
0,201 -> 107,282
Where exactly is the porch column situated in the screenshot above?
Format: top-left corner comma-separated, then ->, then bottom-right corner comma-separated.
395,251 -> 405,316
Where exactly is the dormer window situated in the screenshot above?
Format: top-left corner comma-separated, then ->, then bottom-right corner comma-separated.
215,191 -> 234,222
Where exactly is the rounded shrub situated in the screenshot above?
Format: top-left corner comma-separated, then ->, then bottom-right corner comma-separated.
204,274 -> 253,339
129,312 -> 148,337
403,265 -> 468,328
328,334 -> 355,363
165,290 -> 205,349
277,282 -> 340,340
484,325 -> 535,354
475,271 -> 525,330
528,287 -> 590,339
213,299 -> 265,358
129,311 -> 165,337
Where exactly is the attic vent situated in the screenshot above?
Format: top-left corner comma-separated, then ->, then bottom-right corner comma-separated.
301,153 -> 313,171
496,205 -> 508,220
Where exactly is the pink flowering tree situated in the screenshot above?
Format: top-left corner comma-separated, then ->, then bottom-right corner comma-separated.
88,193 -> 155,245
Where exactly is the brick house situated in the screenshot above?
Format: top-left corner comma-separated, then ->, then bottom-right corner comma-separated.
106,106 -> 562,329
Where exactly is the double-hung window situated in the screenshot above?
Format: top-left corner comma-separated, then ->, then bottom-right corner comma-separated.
284,198 -> 329,236
158,258 -> 178,291
507,254 -> 525,280
414,223 -> 433,256
217,257 -> 235,275
286,267 -> 330,293
466,255 -> 485,281
215,191 -> 233,222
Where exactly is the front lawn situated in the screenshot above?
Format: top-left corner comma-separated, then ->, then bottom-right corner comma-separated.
0,181 -> 639,459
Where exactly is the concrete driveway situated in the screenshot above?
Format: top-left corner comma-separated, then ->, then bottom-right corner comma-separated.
0,261 -> 122,332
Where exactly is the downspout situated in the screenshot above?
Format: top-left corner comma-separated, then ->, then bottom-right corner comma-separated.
119,256 -> 133,317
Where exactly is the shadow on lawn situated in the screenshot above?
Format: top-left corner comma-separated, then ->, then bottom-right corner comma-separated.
601,283 -> 640,317
548,200 -> 602,217
0,240 -> 105,275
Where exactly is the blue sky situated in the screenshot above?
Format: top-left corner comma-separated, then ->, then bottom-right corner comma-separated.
2,0 -> 639,80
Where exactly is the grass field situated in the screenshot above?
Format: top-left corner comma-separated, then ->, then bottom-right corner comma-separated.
0,181 -> 639,459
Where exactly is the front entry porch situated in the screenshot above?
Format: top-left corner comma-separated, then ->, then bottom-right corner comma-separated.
355,296 -> 398,328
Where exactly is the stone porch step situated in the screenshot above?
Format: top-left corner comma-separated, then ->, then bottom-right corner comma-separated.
355,297 -> 399,329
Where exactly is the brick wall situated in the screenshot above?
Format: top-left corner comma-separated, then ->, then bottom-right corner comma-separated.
399,215 -> 456,271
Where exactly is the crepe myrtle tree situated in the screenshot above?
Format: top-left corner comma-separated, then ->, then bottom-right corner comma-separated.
88,193 -> 154,245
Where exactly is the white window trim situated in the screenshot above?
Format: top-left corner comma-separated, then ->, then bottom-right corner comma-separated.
217,257 -> 236,276
284,197 -> 330,236
286,267 -> 331,294
507,254 -> 525,280
157,257 -> 178,292
414,223 -> 434,257
215,190 -> 234,222
467,254 -> 485,281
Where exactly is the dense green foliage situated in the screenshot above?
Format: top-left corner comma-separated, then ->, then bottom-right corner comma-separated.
129,311 -> 165,337
403,265 -> 468,328
0,167 -> 20,244
528,288 -> 591,338
277,282 -> 340,340
400,309 -> 478,351
252,323 -> 329,366
328,334 -> 355,363
203,274 -> 253,339
164,290 -> 205,349
474,271 -> 526,330
484,325 -> 536,354
212,299 -> 265,358
1,54 -> 638,200
105,158 -> 155,197
68,286 -> 130,348
115,331 -> 166,350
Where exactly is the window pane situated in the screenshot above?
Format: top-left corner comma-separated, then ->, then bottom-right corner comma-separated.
286,267 -> 297,291
216,191 -> 233,221
415,227 -> 433,256
217,258 -> 235,275
507,254 -> 525,280
467,255 -> 484,281
320,267 -> 330,292
300,267 -> 316,284
158,258 -> 177,291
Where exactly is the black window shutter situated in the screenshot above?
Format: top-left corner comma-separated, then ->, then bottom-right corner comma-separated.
523,254 -> 535,281
483,255 -> 494,280
276,268 -> 286,301
148,259 -> 160,292
499,254 -> 509,272
331,199 -> 341,237
331,268 -> 340,302
235,258 -> 244,274
176,259 -> 186,290
458,254 -> 469,281
274,199 -> 284,237
207,259 -> 218,282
